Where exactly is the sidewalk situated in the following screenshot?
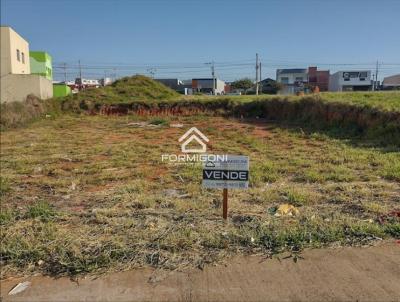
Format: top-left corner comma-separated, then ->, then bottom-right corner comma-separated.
1,241 -> 399,302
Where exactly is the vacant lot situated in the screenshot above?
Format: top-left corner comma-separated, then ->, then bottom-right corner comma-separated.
1,113 -> 399,278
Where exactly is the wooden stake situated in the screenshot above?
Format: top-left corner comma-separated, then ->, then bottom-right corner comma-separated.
223,188 -> 228,219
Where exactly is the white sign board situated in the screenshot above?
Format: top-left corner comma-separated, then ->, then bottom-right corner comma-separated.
202,155 -> 249,189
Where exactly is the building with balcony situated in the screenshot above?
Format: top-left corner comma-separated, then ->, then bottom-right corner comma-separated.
329,71 -> 372,92
276,68 -> 308,94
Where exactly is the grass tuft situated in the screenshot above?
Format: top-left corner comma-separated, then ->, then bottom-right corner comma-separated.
284,188 -> 310,206
149,117 -> 170,126
26,201 -> 58,222
0,176 -> 11,196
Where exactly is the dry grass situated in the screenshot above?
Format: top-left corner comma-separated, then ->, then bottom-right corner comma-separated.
59,91 -> 400,146
1,114 -> 399,278
61,75 -> 179,108
0,95 -> 62,130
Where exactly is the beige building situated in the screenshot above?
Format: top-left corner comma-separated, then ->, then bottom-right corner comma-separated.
1,26 -> 31,76
1,26 -> 52,103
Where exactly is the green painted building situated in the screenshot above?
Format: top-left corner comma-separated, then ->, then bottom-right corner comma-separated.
30,51 -> 52,80
53,84 -> 71,97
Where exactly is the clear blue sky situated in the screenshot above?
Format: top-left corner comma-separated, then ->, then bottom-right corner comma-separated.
2,0 -> 400,81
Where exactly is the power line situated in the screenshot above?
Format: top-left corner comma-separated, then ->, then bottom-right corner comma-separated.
51,58 -> 400,83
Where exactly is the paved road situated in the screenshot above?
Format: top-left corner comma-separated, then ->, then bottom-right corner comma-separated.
1,241 -> 399,302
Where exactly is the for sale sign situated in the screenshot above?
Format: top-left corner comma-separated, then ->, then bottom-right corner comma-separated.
202,155 -> 249,189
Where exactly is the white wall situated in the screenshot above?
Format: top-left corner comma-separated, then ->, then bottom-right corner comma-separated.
329,71 -> 372,91
329,72 -> 342,91
215,79 -> 225,94
194,79 -> 225,94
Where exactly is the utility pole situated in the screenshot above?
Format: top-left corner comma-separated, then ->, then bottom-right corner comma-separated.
255,53 -> 259,95
375,60 -> 379,90
259,62 -> 262,93
372,73 -> 375,91
205,61 -> 215,95
113,68 -> 117,81
63,62 -> 67,83
212,62 -> 216,95
78,60 -> 82,90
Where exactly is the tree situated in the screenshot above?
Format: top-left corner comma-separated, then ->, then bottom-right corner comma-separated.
261,79 -> 282,94
230,78 -> 254,93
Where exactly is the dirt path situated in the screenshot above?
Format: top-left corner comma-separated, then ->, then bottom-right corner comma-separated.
1,241 -> 399,302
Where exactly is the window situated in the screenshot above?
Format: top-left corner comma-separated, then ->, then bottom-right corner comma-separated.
295,77 -> 303,82
21,52 -> 25,64
280,77 -> 289,84
16,49 -> 20,61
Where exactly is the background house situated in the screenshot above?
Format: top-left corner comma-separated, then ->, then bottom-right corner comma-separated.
308,67 -> 329,91
1,26 -> 30,76
75,78 -> 100,88
1,26 -> 53,103
99,77 -> 113,86
382,74 -> 400,90
192,78 -> 225,95
53,83 -> 72,97
276,68 -> 308,94
329,71 -> 372,92
155,78 -> 183,90
155,78 -> 192,95
29,51 -> 53,80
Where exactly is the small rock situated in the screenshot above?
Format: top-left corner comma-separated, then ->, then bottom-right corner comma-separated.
34,166 -> 43,174
177,193 -> 191,199
163,189 -> 187,198
70,182 -> 77,191
127,121 -> 147,127
170,123 -> 184,128
37,260 -> 44,266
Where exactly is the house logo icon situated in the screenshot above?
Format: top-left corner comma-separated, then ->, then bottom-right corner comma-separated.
178,127 -> 209,153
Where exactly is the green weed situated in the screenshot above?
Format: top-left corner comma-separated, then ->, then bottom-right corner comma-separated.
149,117 -> 170,126
26,201 -> 57,222
284,188 -> 310,206
0,176 -> 10,196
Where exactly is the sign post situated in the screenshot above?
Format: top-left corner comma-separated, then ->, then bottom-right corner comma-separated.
202,155 -> 249,220
223,188 -> 228,219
